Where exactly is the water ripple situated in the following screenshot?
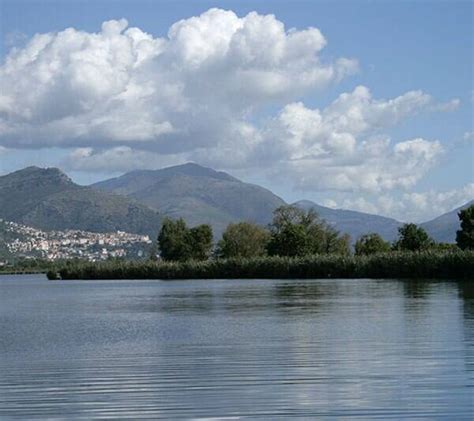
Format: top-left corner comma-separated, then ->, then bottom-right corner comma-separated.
0,276 -> 473,419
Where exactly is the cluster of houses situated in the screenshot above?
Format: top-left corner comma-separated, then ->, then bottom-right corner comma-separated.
1,219 -> 153,261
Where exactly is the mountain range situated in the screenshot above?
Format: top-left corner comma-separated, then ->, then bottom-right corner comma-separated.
0,164 -> 471,243
293,200 -> 402,242
93,163 -> 285,238
0,166 -> 162,236
420,200 -> 474,243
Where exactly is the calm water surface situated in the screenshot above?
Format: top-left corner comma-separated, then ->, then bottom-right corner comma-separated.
0,275 -> 473,419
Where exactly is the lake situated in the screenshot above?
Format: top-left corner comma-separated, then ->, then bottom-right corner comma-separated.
0,275 -> 473,419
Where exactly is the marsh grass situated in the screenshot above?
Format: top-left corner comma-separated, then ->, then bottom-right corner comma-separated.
48,250 -> 474,280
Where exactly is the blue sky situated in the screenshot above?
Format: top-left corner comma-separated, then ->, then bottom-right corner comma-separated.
0,0 -> 472,221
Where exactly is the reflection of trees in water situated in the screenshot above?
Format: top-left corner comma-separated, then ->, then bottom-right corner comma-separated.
457,281 -> 474,320
390,279 -> 435,319
143,282 -> 329,316
127,282 -> 329,316
400,279 -> 434,300
272,282 -> 325,315
456,281 -> 474,352
371,280 -> 445,329
274,282 -> 324,302
128,280 -> 474,326
127,291 -> 218,314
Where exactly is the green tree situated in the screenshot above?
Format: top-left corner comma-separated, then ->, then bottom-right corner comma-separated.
267,205 -> 350,257
323,230 -> 351,255
216,222 -> 270,258
157,218 -> 192,261
393,223 -> 434,251
267,223 -> 312,257
158,218 -> 213,261
189,224 -> 213,260
456,205 -> 474,250
355,233 -> 391,255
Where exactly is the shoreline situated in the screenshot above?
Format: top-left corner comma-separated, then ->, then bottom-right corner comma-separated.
47,251 -> 474,281
0,270 -> 47,275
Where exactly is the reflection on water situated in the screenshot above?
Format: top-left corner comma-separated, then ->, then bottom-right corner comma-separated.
0,275 -> 473,419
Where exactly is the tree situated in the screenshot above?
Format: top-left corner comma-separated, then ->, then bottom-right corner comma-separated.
189,224 -> 213,260
393,223 -> 434,251
216,222 -> 270,258
157,218 -> 213,261
267,223 -> 312,257
267,205 -> 350,257
157,218 -> 192,261
269,205 -> 320,233
456,205 -> 474,250
355,233 -> 391,255
322,229 -> 351,255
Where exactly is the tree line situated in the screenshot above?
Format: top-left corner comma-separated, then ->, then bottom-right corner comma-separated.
155,204 -> 474,262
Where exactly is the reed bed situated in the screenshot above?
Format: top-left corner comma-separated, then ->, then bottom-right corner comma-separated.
48,250 -> 474,280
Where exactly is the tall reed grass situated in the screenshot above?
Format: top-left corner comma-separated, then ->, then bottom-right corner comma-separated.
48,250 -> 474,280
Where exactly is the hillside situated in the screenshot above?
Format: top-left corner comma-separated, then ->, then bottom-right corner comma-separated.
294,200 -> 402,243
421,200 -> 473,243
0,167 -> 162,236
93,163 -> 286,237
0,220 -> 27,259
2,165 -> 469,244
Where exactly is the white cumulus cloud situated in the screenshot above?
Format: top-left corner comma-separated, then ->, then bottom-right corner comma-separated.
252,86 -> 445,192
0,9 -> 461,196
0,9 -> 355,151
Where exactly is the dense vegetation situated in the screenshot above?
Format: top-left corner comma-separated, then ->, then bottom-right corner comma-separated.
46,205 -> 474,280
354,233 -> 391,255
266,206 -> 351,256
48,251 -> 474,280
156,205 -> 350,261
1,258 -> 68,274
157,218 -> 213,261
456,206 -> 474,250
392,223 -> 434,251
216,222 -> 270,258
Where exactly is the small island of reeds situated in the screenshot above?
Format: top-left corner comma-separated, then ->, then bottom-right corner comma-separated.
47,250 -> 474,280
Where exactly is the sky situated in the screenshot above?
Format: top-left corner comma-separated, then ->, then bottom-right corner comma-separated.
0,0 -> 472,222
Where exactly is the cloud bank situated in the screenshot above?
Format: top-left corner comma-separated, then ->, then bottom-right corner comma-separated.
0,8 -> 468,220
339,183 -> 474,222
0,10 -> 354,149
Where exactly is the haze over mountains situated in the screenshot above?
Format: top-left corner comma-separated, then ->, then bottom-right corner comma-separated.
420,200 -> 474,243
0,164 -> 471,243
293,200 -> 402,242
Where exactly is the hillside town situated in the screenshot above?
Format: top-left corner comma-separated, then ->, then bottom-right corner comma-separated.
0,219 -> 152,261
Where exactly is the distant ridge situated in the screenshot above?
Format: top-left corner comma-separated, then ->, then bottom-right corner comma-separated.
420,200 -> 474,243
293,200 -> 402,243
93,163 -> 286,238
0,164 -> 469,243
0,166 -> 162,236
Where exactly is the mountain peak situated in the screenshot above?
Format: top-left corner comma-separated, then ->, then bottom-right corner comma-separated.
157,162 -> 239,182
2,166 -> 72,185
0,166 -> 162,235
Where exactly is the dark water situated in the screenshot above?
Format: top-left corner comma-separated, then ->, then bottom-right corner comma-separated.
0,275 -> 473,419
